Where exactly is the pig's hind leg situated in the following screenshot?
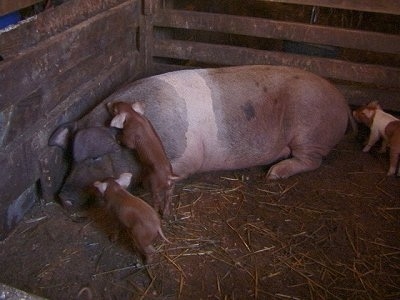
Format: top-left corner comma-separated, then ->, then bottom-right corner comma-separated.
266,145 -> 323,179
130,228 -> 157,264
387,149 -> 400,176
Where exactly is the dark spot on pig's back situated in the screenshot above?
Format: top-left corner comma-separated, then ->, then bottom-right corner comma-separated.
118,78 -> 188,161
241,102 -> 256,121
204,67 -> 274,158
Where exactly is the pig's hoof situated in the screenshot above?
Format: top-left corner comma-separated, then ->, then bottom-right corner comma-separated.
61,199 -> 73,208
162,207 -> 171,218
144,253 -> 155,265
387,170 -> 395,176
109,232 -> 119,243
266,162 -> 293,179
266,172 -> 280,180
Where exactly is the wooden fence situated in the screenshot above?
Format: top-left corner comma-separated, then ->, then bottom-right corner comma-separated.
147,0 -> 400,110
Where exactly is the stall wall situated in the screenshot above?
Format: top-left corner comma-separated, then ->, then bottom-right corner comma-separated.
0,0 -> 144,238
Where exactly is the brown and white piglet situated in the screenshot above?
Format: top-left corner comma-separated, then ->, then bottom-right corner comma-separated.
108,101 -> 179,216
353,101 -> 400,176
93,172 -> 170,263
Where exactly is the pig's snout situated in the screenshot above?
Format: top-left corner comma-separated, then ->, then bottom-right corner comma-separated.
58,191 -> 74,208
58,186 -> 88,209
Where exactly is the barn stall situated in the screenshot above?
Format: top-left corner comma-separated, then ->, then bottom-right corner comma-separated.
0,0 -> 399,298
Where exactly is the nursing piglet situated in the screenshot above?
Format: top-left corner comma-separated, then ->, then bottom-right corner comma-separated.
93,173 -> 170,263
353,101 -> 400,175
108,101 -> 178,216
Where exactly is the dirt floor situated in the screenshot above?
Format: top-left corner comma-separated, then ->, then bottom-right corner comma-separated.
0,129 -> 399,300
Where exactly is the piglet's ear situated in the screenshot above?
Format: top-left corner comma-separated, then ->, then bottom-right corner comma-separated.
116,172 -> 132,189
93,181 -> 108,195
132,102 -> 145,115
110,113 -> 127,129
367,101 -> 381,109
362,109 -> 375,119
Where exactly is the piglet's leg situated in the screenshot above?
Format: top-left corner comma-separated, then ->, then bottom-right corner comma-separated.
130,230 -> 156,264
143,245 -> 156,264
378,139 -> 388,153
135,240 -> 156,264
363,130 -> 380,152
387,150 -> 400,176
151,190 -> 163,216
162,185 -> 175,217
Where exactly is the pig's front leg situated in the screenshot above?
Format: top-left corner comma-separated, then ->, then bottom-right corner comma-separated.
267,145 -> 324,179
267,156 -> 322,179
266,145 -> 322,179
363,129 -> 381,152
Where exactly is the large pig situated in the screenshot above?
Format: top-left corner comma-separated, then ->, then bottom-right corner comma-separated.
49,65 -> 353,208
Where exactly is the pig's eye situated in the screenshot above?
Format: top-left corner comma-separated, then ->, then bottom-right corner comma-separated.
91,156 -> 101,162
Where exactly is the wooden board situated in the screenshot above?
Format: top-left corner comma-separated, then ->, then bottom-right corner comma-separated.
0,0 -> 43,16
0,1 -> 140,112
0,0 -> 129,60
154,39 -> 400,89
258,0 -> 400,15
0,0 -> 144,238
154,10 -> 400,55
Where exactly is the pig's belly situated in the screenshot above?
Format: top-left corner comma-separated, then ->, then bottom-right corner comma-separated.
198,141 -> 290,173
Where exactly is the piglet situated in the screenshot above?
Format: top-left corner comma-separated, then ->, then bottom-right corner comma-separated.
108,101 -> 178,216
93,172 -> 170,263
353,101 -> 400,176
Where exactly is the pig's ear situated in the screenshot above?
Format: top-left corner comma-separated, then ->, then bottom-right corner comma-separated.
48,122 -> 78,149
73,127 -> 119,162
169,174 -> 180,181
110,113 -> 127,129
106,102 -> 114,114
116,172 -> 132,188
131,102 -> 145,115
93,181 -> 108,195
367,101 -> 380,109
362,108 -> 375,119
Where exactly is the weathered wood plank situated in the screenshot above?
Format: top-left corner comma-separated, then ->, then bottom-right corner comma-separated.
258,0 -> 400,15
337,85 -> 400,111
153,10 -> 400,55
0,0 -> 144,238
0,0 -> 139,111
153,39 -> 400,89
0,0 -> 42,16
1,38 -> 138,147
0,0 -> 133,59
150,62 -> 400,111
